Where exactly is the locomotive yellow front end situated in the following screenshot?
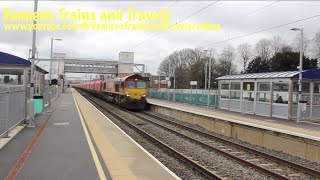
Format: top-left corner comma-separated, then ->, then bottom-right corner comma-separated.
122,75 -> 149,110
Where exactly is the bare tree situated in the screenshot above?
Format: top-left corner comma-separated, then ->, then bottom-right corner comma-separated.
271,36 -> 287,54
158,57 -> 170,75
313,31 -> 320,60
255,38 -> 272,61
158,48 -> 209,89
216,44 -> 237,75
292,32 -> 310,55
237,43 -> 252,73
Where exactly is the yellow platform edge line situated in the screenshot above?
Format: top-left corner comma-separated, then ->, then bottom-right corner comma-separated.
72,90 -> 108,180
74,90 -> 181,180
73,90 -> 137,180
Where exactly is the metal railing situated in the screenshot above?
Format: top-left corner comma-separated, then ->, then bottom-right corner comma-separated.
0,84 -> 62,138
147,88 -> 218,108
42,84 -> 60,107
0,85 -> 26,138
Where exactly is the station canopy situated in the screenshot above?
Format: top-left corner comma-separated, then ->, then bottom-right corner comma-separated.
216,69 -> 320,80
0,51 -> 47,74
0,51 -> 31,66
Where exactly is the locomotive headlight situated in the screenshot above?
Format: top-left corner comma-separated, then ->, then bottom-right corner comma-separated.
141,94 -> 146,97
126,93 -> 130,97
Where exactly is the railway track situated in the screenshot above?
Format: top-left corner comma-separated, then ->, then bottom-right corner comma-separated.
80,91 -> 225,180
79,90 -> 320,179
129,111 -> 320,180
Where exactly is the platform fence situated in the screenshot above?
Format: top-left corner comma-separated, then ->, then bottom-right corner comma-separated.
147,88 -> 218,108
42,84 -> 60,107
0,85 -> 26,138
0,84 -> 61,138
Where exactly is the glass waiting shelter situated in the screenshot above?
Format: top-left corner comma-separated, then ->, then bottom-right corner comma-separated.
216,69 -> 320,121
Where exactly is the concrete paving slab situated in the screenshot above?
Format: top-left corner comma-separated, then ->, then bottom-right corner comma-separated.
15,89 -> 103,180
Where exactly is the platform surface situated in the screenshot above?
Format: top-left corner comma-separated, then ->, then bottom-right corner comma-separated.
73,89 -> 179,180
0,89 -> 179,180
147,98 -> 320,141
16,90 -> 102,180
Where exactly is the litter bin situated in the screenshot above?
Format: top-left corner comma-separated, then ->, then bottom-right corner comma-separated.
34,96 -> 43,115
299,100 -> 307,113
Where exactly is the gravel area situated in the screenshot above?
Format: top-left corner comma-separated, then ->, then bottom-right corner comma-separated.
92,98 -> 272,179
147,111 -> 320,178
142,124 -> 271,179
111,119 -> 209,180
81,92 -> 209,180
137,112 -> 317,179
80,91 -> 319,180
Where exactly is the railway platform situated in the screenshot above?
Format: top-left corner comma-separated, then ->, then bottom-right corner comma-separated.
0,88 -> 179,180
147,98 -> 320,137
146,98 -> 320,163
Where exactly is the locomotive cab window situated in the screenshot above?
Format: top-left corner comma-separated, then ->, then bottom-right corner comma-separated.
126,81 -> 135,88
137,81 -> 146,88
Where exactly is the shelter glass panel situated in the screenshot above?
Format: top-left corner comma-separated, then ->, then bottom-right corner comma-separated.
273,83 -> 289,92
314,83 -> 320,93
293,82 -> 311,105
243,92 -> 255,101
258,83 -> 270,91
292,93 -> 311,105
293,82 -> 310,93
0,74 -> 23,85
243,82 -> 254,91
221,90 -> 229,99
257,92 -> 271,102
221,83 -> 229,90
273,83 -> 289,104
231,83 -> 240,90
230,91 -> 241,100
313,94 -> 320,105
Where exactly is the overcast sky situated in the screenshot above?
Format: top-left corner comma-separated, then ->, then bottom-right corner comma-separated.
1,1 -> 320,78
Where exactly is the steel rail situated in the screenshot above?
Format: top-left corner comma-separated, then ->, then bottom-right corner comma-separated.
80,91 -> 224,180
130,112 -> 290,180
141,111 -> 320,179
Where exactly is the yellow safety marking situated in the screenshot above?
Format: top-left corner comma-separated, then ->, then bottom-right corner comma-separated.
301,121 -> 320,126
73,90 -> 136,180
72,91 -> 108,180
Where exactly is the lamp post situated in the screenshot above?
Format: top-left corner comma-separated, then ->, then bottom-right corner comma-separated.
158,74 -> 161,89
28,0 -> 38,128
168,60 -> 171,89
204,63 -> 208,90
202,50 -> 212,90
291,27 -> 303,123
49,38 -> 62,108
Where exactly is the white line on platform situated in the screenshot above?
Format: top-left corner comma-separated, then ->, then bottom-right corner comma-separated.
53,122 -> 70,126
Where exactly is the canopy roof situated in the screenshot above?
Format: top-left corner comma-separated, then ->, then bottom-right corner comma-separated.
0,51 -> 31,66
216,69 -> 320,80
0,51 -> 48,74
